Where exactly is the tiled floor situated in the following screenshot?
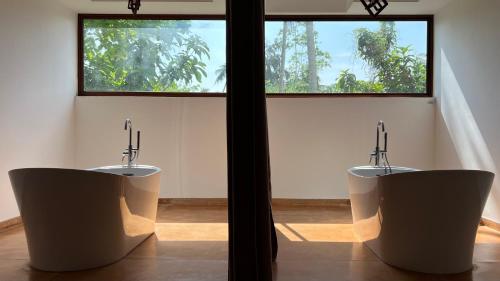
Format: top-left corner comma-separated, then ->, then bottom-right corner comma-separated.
1,203 -> 499,281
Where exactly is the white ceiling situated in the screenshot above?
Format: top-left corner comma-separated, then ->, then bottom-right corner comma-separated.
346,0 -> 454,15
267,0 -> 354,14
57,0 -> 454,14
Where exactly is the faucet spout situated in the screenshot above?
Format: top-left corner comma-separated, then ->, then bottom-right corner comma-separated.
124,119 -> 131,130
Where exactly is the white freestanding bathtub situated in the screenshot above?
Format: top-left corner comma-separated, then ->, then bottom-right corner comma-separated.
9,165 -> 161,272
348,166 -> 494,274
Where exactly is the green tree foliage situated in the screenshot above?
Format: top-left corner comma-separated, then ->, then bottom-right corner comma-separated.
265,21 -> 426,94
214,64 -> 226,91
265,22 -> 331,93
353,22 -> 427,93
83,20 -> 210,92
332,69 -> 384,93
83,20 -> 427,95
335,69 -> 357,92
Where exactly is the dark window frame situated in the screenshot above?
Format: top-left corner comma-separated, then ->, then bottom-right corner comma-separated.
78,14 -> 434,98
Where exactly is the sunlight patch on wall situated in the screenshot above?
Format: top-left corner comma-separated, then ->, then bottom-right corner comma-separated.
439,49 -> 499,219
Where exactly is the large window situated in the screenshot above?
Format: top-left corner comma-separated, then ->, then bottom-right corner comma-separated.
79,15 -> 433,97
265,17 -> 432,95
80,15 -> 226,96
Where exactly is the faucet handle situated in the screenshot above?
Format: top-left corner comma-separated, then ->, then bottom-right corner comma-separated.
131,150 -> 137,161
122,149 -> 129,161
380,152 -> 392,174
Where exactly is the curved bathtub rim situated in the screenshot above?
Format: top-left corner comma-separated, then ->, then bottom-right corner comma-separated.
89,165 -> 162,178
9,166 -> 162,179
8,167 -> 123,179
348,166 -> 495,179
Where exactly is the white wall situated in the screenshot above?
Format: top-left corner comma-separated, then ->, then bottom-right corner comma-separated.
76,97 -> 227,198
268,98 -> 434,199
76,97 -> 435,199
434,0 -> 500,223
0,0 -> 77,221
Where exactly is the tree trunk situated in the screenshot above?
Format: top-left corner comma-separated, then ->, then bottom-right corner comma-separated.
279,22 -> 288,92
306,22 -> 318,92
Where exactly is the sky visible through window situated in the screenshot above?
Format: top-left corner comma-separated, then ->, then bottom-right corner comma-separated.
83,19 -> 428,94
265,21 -> 427,91
195,21 -> 427,91
187,21 -> 225,91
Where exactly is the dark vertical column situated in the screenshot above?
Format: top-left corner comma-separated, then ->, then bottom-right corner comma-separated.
226,0 -> 277,280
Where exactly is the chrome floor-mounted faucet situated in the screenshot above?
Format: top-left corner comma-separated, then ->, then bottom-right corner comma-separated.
370,120 -> 392,174
122,119 -> 140,166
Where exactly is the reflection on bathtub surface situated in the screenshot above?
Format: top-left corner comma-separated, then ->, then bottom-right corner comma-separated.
348,166 -> 494,274
9,166 -> 161,272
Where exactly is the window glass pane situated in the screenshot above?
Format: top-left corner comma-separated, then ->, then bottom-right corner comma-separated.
264,21 -> 428,94
82,18 -> 429,95
83,19 -> 226,93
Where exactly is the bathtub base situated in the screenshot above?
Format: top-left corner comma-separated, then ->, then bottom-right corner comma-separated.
29,232 -> 155,272
362,237 -> 474,275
